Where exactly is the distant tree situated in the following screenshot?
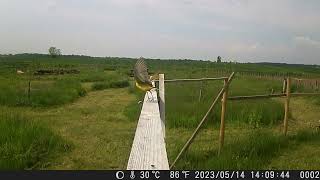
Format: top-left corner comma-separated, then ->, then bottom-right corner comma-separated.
48,47 -> 61,58
217,56 -> 222,63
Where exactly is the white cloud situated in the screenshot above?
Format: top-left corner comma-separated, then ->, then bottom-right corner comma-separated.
294,36 -> 320,48
0,0 -> 320,64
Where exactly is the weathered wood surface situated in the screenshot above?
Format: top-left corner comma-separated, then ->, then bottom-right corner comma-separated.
127,89 -> 169,170
159,74 -> 166,138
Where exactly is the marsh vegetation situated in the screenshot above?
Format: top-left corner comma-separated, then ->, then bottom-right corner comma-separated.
0,54 -> 319,169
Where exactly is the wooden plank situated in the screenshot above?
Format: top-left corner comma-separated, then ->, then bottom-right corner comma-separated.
170,72 -> 235,169
159,74 -> 165,138
127,89 -> 169,170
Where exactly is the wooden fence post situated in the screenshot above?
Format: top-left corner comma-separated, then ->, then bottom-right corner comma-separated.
199,81 -> 203,102
159,74 -> 166,138
282,79 -> 287,93
28,81 -> 31,103
218,78 -> 228,155
283,77 -> 291,136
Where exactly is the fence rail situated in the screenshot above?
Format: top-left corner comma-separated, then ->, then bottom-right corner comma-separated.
154,77 -> 228,83
291,92 -> 320,96
228,93 -> 286,100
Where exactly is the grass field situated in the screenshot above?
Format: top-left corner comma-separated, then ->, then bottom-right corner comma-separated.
0,110 -> 70,169
165,96 -> 320,169
0,54 -> 319,169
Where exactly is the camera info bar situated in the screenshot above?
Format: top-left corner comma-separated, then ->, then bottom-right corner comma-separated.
0,170 -> 318,180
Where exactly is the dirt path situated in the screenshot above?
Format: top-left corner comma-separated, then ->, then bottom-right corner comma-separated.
31,88 -> 137,169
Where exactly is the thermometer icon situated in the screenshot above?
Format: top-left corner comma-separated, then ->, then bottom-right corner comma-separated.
130,171 -> 135,179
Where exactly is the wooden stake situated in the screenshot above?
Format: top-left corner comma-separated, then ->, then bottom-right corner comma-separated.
159,74 -> 165,138
218,78 -> 228,155
199,81 -> 203,102
282,79 -> 286,93
283,77 -> 291,136
28,81 -> 31,103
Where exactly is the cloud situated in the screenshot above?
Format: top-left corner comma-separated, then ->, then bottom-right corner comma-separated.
0,0 -> 320,64
294,36 -> 320,48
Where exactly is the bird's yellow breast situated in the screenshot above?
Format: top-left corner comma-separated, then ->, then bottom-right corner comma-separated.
135,82 -> 153,92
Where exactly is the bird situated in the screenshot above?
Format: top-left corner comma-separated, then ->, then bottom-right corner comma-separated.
134,57 -> 156,101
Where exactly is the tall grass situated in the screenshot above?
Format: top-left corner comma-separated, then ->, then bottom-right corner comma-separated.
92,80 -> 129,90
79,71 -> 116,82
78,70 -> 130,91
174,129 -> 319,169
0,78 -> 86,107
123,81 -> 145,122
0,112 -> 71,169
166,77 -> 284,128
29,79 -> 86,106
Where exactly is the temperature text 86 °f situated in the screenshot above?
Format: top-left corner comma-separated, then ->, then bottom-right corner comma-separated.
139,171 -> 160,179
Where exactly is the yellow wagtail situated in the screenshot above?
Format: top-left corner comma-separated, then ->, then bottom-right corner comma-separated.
134,57 -> 156,101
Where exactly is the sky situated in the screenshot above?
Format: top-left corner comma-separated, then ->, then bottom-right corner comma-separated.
0,0 -> 320,64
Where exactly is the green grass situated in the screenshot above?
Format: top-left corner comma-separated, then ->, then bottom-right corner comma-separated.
79,70 -> 130,91
170,129 -> 319,170
40,88 -> 137,169
165,77 -> 284,128
1,54 -> 320,170
123,81 -> 146,123
0,111 -> 70,170
215,129 -> 319,170
0,78 -> 86,107
78,71 -> 117,82
92,80 -> 129,90
29,79 -> 86,107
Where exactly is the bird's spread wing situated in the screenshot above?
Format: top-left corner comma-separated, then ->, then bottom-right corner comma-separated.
134,58 -> 152,84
